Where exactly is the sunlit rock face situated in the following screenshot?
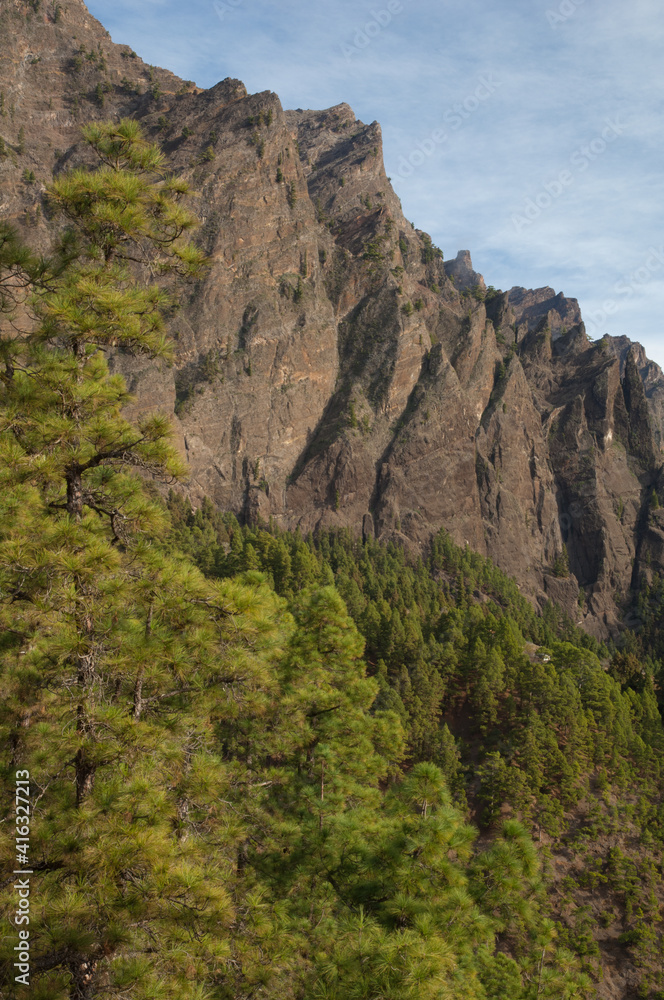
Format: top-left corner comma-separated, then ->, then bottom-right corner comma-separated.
3,0 -> 664,635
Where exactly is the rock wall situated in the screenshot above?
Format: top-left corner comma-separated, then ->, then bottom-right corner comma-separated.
2,0 -> 664,634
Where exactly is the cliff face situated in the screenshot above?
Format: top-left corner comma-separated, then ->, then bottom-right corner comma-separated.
2,0 -> 664,635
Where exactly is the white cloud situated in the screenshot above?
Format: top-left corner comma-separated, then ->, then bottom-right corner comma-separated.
86,0 -> 664,368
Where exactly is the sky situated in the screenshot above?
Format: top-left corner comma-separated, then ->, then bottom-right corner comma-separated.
86,0 -> 664,368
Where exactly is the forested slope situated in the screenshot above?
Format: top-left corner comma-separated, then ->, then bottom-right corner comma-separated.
166,496 -> 664,999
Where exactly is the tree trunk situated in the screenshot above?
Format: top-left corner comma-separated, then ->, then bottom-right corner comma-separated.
132,606 -> 153,720
237,840 -> 249,873
175,730 -> 192,842
75,649 -> 95,807
74,749 -> 95,808
176,797 -> 190,843
66,466 -> 83,520
68,957 -> 97,1000
132,669 -> 144,720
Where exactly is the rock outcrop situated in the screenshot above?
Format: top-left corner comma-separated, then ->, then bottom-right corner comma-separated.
2,0 -> 663,635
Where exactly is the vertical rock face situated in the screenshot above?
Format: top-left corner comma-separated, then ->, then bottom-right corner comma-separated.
607,335 -> 664,450
2,0 -> 664,635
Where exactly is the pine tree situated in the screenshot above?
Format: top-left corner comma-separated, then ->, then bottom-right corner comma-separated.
0,122 -> 284,1000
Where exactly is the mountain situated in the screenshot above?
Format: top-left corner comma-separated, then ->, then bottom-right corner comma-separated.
2,0 -> 664,637
7,6 -> 664,1000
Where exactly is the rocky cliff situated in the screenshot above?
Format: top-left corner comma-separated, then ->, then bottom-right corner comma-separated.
2,0 -> 663,635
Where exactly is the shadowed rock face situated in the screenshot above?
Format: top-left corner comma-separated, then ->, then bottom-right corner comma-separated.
3,0 -> 664,635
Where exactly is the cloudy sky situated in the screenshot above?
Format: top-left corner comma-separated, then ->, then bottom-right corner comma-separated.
86,0 -> 664,367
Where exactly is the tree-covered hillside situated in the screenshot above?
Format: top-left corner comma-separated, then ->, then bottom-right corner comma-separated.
1,120 -> 664,1000
165,500 -> 664,998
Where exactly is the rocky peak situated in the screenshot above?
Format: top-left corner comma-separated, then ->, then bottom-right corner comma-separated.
285,102 -> 414,262
606,334 -> 664,447
505,285 -> 582,336
443,250 -> 485,292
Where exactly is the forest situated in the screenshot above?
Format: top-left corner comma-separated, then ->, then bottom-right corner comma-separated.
1,119 -> 664,1000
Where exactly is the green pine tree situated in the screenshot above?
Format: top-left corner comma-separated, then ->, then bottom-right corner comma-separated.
0,121 -> 281,1000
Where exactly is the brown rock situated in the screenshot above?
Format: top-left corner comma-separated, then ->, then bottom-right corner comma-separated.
3,0 -> 664,637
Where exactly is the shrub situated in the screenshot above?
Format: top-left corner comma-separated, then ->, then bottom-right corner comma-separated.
421,234 -> 442,264
249,132 -> 265,158
553,548 -> 570,578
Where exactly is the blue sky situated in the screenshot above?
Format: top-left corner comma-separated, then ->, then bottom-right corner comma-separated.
87,0 -> 664,367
